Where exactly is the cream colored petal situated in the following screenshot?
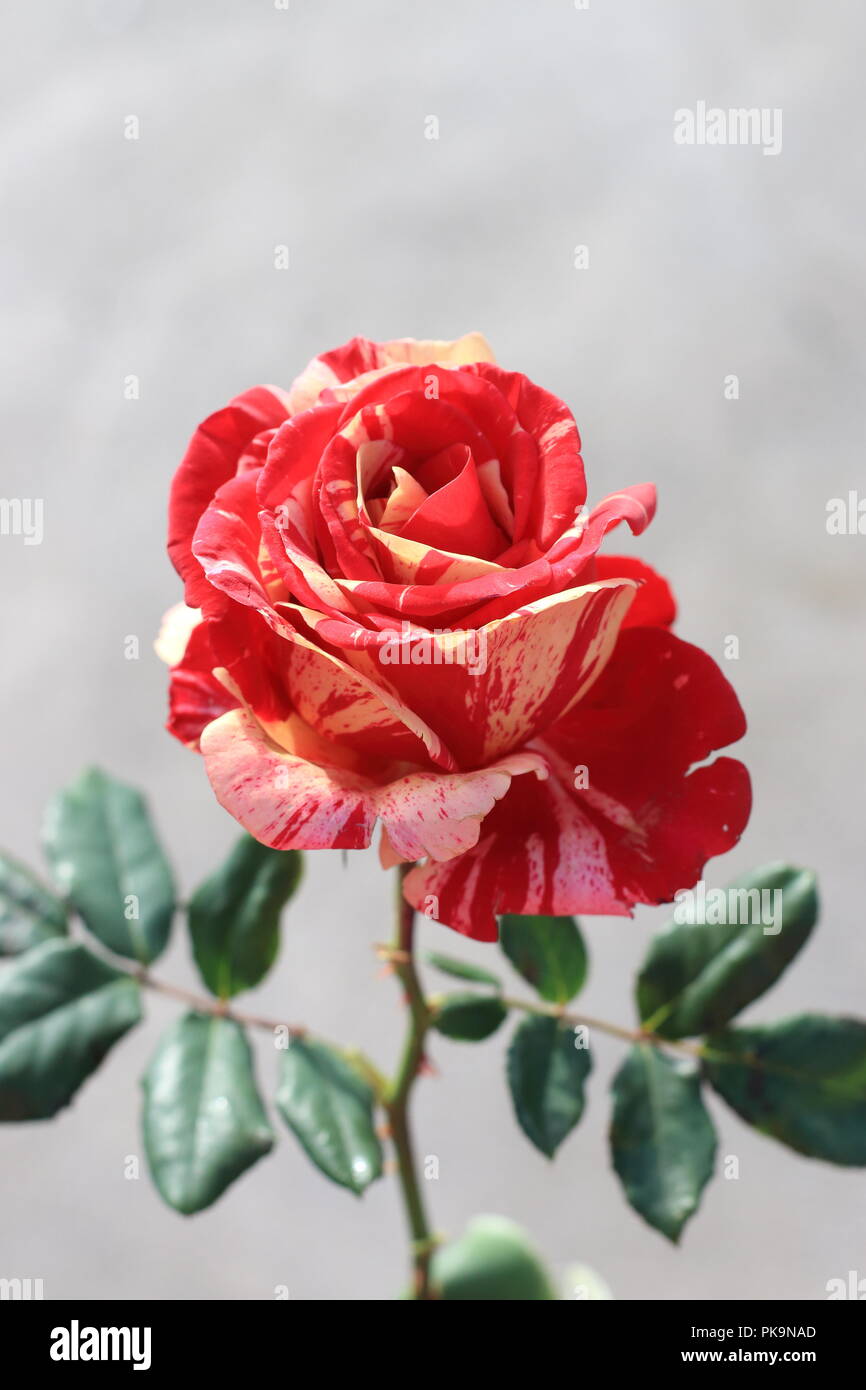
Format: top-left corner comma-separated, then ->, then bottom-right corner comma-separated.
382,332 -> 496,366
154,603 -> 201,666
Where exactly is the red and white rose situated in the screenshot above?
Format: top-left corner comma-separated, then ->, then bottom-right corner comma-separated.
160,333 -> 750,939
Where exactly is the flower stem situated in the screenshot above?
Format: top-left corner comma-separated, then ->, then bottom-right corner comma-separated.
384,866 -> 437,1300
134,969 -> 308,1037
500,996 -> 706,1058
109,936 -> 704,1065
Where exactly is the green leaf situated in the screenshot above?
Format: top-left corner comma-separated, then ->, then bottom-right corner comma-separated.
507,1014 -> 592,1156
142,1012 -> 274,1214
433,993 -> 508,1041
499,914 -> 588,1004
0,939 -> 141,1119
610,1045 -> 716,1242
188,836 -> 302,998
705,1015 -> 866,1165
637,864 -> 818,1039
431,1216 -> 556,1300
276,1038 -> 382,1194
425,952 -> 501,989
0,852 -> 67,956
42,767 -> 175,964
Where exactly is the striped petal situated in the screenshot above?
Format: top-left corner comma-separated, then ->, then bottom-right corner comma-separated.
192,472 -> 461,770
165,621 -> 240,750
300,577 -> 637,768
403,627 -> 750,939
470,363 -> 587,547
288,483 -> 656,630
286,332 -> 496,414
200,708 -> 546,856
202,709 -> 374,850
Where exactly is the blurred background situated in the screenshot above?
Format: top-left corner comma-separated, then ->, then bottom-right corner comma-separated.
1,0 -> 864,1300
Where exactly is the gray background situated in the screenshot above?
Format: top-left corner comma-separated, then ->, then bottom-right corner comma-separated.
1,0 -> 863,1301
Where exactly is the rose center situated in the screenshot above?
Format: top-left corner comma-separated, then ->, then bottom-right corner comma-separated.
359,440 -> 509,562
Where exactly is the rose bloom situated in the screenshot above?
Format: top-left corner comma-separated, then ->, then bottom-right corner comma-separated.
160,333 -> 750,940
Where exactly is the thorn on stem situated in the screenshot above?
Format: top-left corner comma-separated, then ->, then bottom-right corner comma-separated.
418,1053 -> 438,1079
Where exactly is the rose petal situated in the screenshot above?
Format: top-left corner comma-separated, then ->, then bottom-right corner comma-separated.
286,333 -> 496,414
303,577 -> 636,768
403,627 -> 750,938
471,363 -> 587,547
166,621 -> 240,749
592,555 -> 676,628
379,332 -> 496,368
154,603 -> 202,667
296,484 -> 656,630
200,707 -> 546,857
282,633 -> 457,769
201,708 -> 375,850
374,464 -> 429,531
397,448 -> 507,560
375,750 -> 547,863
193,473 -> 461,770
168,386 -> 290,607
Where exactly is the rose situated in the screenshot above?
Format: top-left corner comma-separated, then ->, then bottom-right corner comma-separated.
160,333 -> 750,940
